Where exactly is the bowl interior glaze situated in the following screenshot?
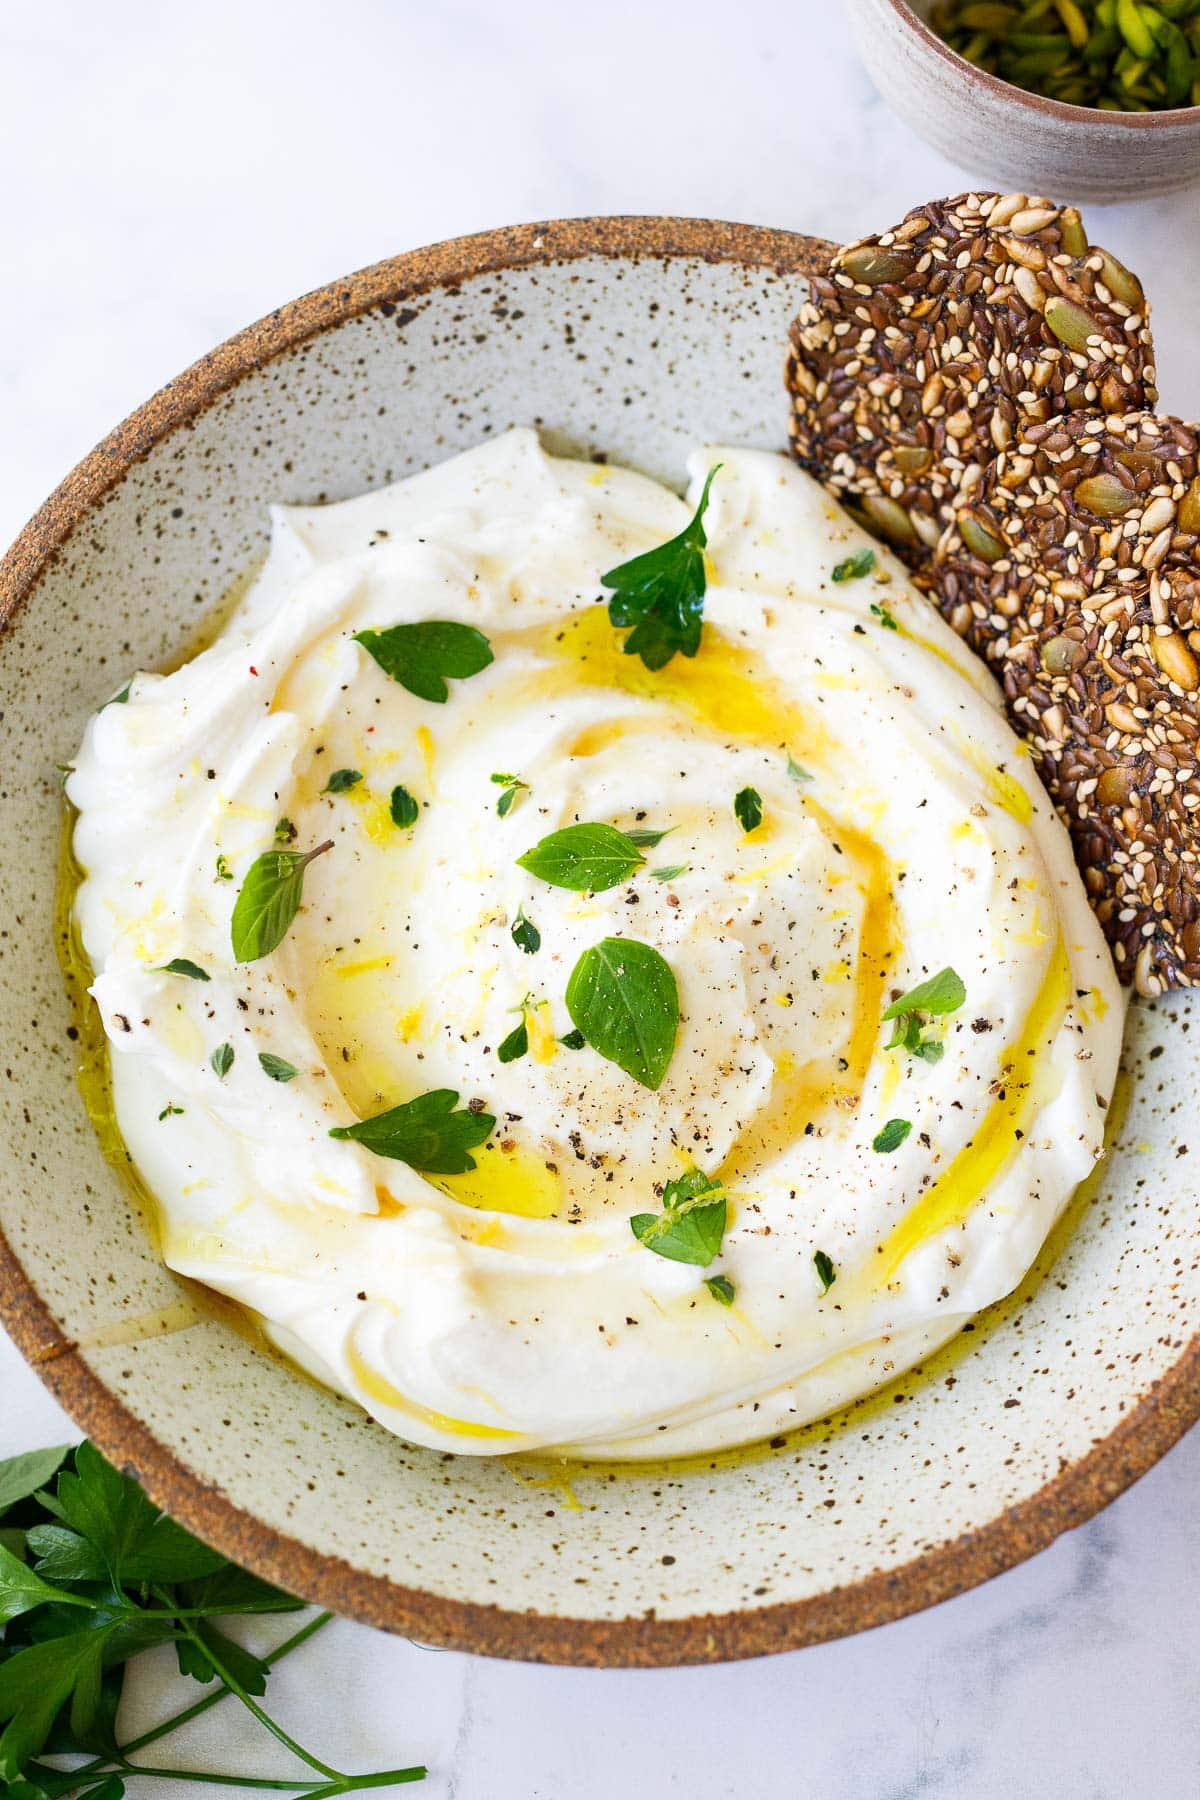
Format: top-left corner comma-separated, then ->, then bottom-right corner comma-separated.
2,219 -> 1199,1667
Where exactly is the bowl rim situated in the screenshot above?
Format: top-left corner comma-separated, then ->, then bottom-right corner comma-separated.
881,0 -> 1200,127
2,212 -> 1199,1667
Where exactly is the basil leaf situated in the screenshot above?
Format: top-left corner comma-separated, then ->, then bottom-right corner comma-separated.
630,1169 -> 726,1266
230,840 -> 332,962
872,1118 -> 912,1154
734,787 -> 763,834
832,547 -> 876,582
258,1053 -> 297,1083
883,967 -> 966,1021
390,785 -> 420,829
497,1020 -> 528,1064
155,959 -> 209,982
354,620 -> 493,703
566,937 -> 678,1090
322,768 -> 362,794
329,1088 -> 495,1174
813,1249 -> 836,1294
210,1043 -> 234,1079
511,909 -> 540,955
705,1274 -> 735,1306
602,465 -> 720,670
517,823 -> 644,892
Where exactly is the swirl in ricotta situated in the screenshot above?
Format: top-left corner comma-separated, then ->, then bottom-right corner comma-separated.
67,429 -> 1124,1458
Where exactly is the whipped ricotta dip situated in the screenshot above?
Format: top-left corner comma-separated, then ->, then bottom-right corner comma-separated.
67,428 -> 1125,1459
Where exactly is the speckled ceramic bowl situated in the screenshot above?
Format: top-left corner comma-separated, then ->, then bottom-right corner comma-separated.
2,217 -> 1199,1667
848,0 -> 1200,202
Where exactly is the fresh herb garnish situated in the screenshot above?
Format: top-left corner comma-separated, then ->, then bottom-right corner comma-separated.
329,1089 -> 495,1174
155,959 -> 210,982
390,785 -> 420,829
832,547 -> 876,582
511,907 -> 540,955
157,1103 -> 184,1121
601,465 -> 721,670
650,863 -> 688,882
491,772 -> 529,818
705,1273 -> 735,1306
734,787 -> 763,834
98,681 -> 132,711
322,768 -> 362,795
230,840 -> 333,962
215,854 -> 233,882
497,1019 -> 528,1064
210,1043 -> 235,1079
0,1440 -> 425,1789
883,966 -> 966,1057
630,1167 -> 727,1267
565,937 -> 678,1090
559,1028 -> 587,1050
872,1118 -> 912,1154
813,1249 -> 836,1294
274,817 -> 297,844
517,822 -> 645,892
786,754 -> 812,784
354,621 -> 493,703
626,826 -> 673,848
258,1053 -> 298,1083
870,602 -> 899,631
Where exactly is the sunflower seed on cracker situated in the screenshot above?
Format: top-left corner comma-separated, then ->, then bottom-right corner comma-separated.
932,409 -> 1200,997
786,193 -> 1158,569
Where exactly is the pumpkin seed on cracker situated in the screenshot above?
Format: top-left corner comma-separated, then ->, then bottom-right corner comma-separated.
932,408 -> 1200,996
786,192 -> 1158,569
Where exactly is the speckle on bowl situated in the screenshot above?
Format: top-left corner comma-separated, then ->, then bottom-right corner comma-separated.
1,217 -> 1198,1667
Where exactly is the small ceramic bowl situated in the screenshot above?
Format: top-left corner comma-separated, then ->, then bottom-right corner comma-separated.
847,0 -> 1200,201
2,218 -> 1200,1666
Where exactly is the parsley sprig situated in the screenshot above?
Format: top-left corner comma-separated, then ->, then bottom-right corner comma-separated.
0,1441 -> 425,1790
601,466 -> 721,670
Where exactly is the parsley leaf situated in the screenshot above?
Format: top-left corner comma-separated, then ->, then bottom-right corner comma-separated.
630,1168 -> 727,1267
354,620 -> 493,703
322,768 -> 362,794
813,1249 -> 836,1294
832,547 -> 876,582
511,907 -> 540,955
155,959 -> 209,982
872,1118 -> 912,1154
0,1447 -> 69,1513
230,840 -> 332,962
565,937 -> 678,1090
497,1019 -> 528,1063
517,823 -> 645,892
491,772 -> 529,817
258,1053 -> 297,1083
210,1043 -> 234,1079
330,1088 -> 495,1173
390,785 -> 420,829
601,465 -> 721,669
705,1274 -> 735,1306
734,787 -> 763,834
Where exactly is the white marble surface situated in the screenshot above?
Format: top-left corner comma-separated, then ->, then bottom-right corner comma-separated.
3,3 -> 1200,1795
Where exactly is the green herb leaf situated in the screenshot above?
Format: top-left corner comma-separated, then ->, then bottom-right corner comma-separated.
497,1020 -> 528,1064
390,784 -> 420,829
872,1118 -> 912,1154
322,768 -> 362,794
274,816 -> 297,843
354,620 -> 494,703
0,1542 -> 82,1625
258,1053 -> 297,1083
883,967 -> 967,1020
330,1088 -> 495,1173
155,959 -> 210,982
832,547 -> 876,582
214,853 -> 233,882
25,1522 -> 108,1583
705,1274 -> 735,1306
602,465 -> 721,669
630,1168 -> 727,1267
650,864 -> 688,882
734,787 -> 763,834
98,682 -> 132,711
175,1620 -> 270,1696
210,1043 -> 234,1079
626,826 -> 673,847
786,754 -> 812,784
565,937 -> 678,1090
0,1447 -> 70,1514
517,822 -> 645,892
157,1103 -> 184,1121
559,1028 -> 587,1050
870,602 -> 899,631
511,907 -> 540,955
813,1249 -> 836,1294
230,840 -> 333,962
491,772 -> 529,818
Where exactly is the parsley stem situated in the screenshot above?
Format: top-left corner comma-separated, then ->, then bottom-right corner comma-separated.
156,1592 -> 342,1781
112,1766 -> 339,1790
